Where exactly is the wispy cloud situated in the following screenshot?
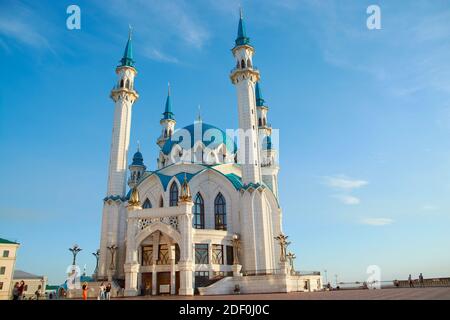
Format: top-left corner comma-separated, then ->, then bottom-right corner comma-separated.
0,1 -> 52,51
422,204 -> 439,211
361,218 -> 394,226
323,175 -> 368,190
143,48 -> 179,64
332,194 -> 360,205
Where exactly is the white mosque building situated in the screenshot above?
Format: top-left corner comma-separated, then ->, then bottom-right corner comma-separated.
97,12 -> 321,296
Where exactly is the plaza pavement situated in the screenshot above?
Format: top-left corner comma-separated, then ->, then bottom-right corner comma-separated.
118,287 -> 450,300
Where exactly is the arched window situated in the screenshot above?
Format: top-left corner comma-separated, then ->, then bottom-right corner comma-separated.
258,118 -> 262,127
241,59 -> 245,69
169,182 -> 178,207
247,58 -> 252,68
159,196 -> 164,207
193,193 -> 205,229
143,198 -> 152,209
125,79 -> 130,89
214,193 -> 227,230
120,79 -> 124,88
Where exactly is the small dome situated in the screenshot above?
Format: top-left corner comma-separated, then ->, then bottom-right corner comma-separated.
131,150 -> 144,166
161,122 -> 237,156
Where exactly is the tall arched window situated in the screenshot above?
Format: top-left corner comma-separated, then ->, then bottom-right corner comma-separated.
193,193 -> 205,229
247,58 -> 252,68
120,79 -> 124,88
169,182 -> 178,207
159,196 -> 164,207
241,59 -> 245,69
143,198 -> 152,209
214,193 -> 227,230
258,118 -> 262,127
125,79 -> 130,89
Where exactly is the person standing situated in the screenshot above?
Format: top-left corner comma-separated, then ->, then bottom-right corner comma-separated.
105,283 -> 111,300
82,282 -> 88,300
408,274 -> 414,288
98,282 -> 105,300
12,282 -> 19,300
18,281 -> 25,300
419,273 -> 424,287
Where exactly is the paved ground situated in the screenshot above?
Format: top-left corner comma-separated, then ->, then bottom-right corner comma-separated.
119,287 -> 450,300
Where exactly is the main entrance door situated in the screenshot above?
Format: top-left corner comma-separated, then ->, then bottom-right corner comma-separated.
157,272 -> 171,295
141,272 -> 152,296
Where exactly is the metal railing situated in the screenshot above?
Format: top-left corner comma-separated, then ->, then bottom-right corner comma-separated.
242,269 -> 282,276
293,271 -> 321,276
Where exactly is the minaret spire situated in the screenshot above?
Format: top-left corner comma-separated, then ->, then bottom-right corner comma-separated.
235,7 -> 250,47
120,26 -> 135,67
157,82 -> 177,150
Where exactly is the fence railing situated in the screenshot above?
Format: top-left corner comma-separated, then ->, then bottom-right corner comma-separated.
241,269 -> 282,276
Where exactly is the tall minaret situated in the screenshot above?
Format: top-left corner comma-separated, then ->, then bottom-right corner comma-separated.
230,9 -> 261,185
230,10 -> 276,272
256,82 -> 279,198
107,28 -> 139,196
98,28 -> 139,280
157,83 -> 176,148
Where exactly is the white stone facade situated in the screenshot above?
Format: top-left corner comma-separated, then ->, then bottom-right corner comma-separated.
96,14 -> 321,296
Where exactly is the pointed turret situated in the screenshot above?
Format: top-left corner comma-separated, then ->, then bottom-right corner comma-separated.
128,144 -> 146,188
157,83 -> 177,150
235,8 -> 250,47
255,82 -> 265,107
120,26 -> 135,68
162,83 -> 175,120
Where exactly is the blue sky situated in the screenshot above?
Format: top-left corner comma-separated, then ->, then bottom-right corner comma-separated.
1,0 -> 450,285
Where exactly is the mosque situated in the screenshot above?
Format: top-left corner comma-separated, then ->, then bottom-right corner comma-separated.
96,11 -> 322,296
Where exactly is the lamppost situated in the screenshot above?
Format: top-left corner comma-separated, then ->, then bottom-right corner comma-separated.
69,244 -> 82,266
92,249 -> 100,276
107,244 -> 118,270
286,252 -> 296,274
324,269 -> 328,284
274,233 -> 291,262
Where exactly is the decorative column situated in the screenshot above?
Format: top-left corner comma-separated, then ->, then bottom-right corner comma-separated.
231,234 -> 242,277
170,244 -> 176,295
124,187 -> 141,296
178,174 -> 194,295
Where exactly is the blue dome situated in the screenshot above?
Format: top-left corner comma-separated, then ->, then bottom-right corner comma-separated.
161,122 -> 237,155
131,150 -> 144,166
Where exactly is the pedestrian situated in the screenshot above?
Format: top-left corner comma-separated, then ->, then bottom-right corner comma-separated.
18,281 -> 25,300
419,273 -> 424,287
105,283 -> 111,300
408,274 -> 414,288
82,282 -> 88,300
98,282 -> 105,300
12,282 -> 19,300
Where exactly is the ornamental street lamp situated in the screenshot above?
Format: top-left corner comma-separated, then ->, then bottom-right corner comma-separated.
286,252 -> 296,274
69,244 -> 82,266
274,233 -> 291,262
107,244 -> 118,270
92,249 -> 100,275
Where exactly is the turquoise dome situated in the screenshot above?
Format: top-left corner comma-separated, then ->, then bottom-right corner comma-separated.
161,122 -> 237,156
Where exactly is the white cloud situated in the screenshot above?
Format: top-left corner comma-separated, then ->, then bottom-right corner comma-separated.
361,218 -> 394,226
333,194 -> 360,205
422,204 -> 438,211
0,2 -> 52,51
143,48 -> 179,64
324,175 -> 368,190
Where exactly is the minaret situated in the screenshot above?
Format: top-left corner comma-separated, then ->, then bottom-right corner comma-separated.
107,28 -> 139,196
256,81 -> 279,197
157,83 -> 176,148
128,144 -> 146,188
230,8 -> 261,185
230,10 -> 275,273
98,28 -> 139,280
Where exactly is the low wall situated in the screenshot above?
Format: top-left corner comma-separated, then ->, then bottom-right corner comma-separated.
198,274 -> 322,296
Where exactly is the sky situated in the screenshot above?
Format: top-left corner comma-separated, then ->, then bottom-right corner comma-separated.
1,0 -> 450,285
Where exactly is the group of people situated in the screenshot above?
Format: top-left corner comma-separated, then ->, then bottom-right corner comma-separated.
11,281 -> 26,300
408,273 -> 425,288
81,282 -> 112,300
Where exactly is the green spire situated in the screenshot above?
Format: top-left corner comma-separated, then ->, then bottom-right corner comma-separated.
235,7 -> 250,47
255,82 -> 265,107
120,26 -> 135,67
162,82 -> 175,120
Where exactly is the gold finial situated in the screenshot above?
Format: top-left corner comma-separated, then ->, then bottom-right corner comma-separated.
179,173 -> 192,202
128,186 -> 141,207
